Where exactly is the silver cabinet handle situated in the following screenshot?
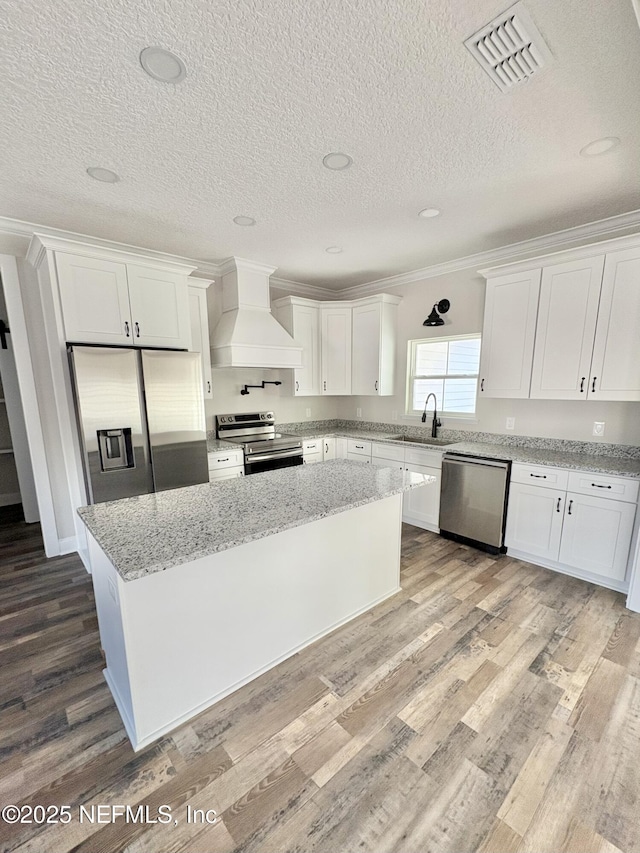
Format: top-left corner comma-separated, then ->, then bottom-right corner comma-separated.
567,499 -> 573,515
296,380 -> 299,391
207,381 -> 211,393
135,322 -> 140,338
124,321 -> 130,337
591,483 -> 612,489
323,380 -> 327,391
480,378 -> 485,391
218,457 -> 229,462
355,444 -> 364,449
556,497 -> 561,512
591,377 -> 596,393
530,473 -> 547,479
375,380 -> 378,391
580,377 -> 585,392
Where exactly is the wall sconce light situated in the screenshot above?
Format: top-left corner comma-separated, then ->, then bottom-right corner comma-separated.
423,299 -> 451,327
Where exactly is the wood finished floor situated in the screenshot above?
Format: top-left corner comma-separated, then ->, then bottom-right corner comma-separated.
2,513 -> 640,853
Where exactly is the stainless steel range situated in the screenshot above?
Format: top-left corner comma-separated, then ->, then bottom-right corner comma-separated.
216,412 -> 303,475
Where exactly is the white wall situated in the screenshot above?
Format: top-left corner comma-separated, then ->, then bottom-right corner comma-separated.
335,267 -> 640,446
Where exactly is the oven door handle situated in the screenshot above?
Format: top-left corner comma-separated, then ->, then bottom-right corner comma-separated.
245,448 -> 303,464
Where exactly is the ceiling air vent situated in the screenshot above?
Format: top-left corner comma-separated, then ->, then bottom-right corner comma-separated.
464,2 -> 553,92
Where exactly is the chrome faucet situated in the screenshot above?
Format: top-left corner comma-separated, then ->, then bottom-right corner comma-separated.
421,393 -> 441,438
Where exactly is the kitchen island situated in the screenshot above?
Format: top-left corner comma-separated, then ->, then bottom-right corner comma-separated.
78,460 -> 432,750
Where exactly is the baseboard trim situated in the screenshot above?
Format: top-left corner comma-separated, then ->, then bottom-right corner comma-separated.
58,536 -> 78,555
0,492 -> 21,507
507,548 -> 629,594
402,515 -> 439,534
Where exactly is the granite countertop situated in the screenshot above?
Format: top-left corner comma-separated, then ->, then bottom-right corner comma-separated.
440,442 -> 640,478
78,460 -> 433,582
207,438 -> 242,452
282,426 -> 640,478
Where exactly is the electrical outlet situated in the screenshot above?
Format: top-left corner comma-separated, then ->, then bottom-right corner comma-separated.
305,408 -> 311,418
506,417 -> 515,430
356,407 -> 362,418
391,410 -> 398,421
593,421 -> 605,437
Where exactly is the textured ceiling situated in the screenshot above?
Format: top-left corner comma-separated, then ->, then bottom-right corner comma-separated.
2,0 -> 640,287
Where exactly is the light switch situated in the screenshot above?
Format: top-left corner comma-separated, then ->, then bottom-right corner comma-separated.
593,421 -> 605,436
506,417 -> 515,430
356,407 -> 362,418
305,408 -> 311,418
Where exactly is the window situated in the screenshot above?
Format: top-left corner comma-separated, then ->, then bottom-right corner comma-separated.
406,334 -> 481,417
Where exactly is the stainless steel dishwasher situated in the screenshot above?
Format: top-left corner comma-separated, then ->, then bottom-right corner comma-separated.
439,453 -> 511,553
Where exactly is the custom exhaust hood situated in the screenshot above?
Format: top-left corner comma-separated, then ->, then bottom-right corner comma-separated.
210,258 -> 303,369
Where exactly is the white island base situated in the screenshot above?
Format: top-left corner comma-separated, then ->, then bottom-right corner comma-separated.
88,493 -> 403,751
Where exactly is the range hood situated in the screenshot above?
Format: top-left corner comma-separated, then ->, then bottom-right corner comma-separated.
210,258 -> 303,368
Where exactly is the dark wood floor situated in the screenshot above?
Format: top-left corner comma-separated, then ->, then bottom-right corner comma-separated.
2,512 -> 640,853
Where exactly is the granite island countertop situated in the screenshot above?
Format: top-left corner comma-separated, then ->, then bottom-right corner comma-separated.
78,459 -> 433,582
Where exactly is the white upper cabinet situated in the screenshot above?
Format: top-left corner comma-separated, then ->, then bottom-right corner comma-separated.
478,268 -> 541,398
53,248 -> 193,350
351,295 -> 400,396
188,281 -> 213,399
56,253 -> 132,345
480,235 -> 640,403
590,247 -> 640,401
127,266 -> 191,350
321,305 -> 352,395
273,297 -> 320,396
530,256 -> 604,400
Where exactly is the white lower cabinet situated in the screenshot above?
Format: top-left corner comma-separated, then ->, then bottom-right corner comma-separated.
403,462 -> 441,531
323,437 -> 336,460
505,463 -> 638,589
302,439 -> 323,464
505,483 -> 564,561
559,493 -> 636,582
335,437 -> 348,459
208,448 -> 244,482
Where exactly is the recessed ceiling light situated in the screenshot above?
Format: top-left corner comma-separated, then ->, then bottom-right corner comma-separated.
322,152 -> 353,171
418,208 -> 440,218
579,137 -> 621,157
233,215 -> 256,226
325,246 -> 343,254
86,167 -> 120,183
140,47 -> 187,83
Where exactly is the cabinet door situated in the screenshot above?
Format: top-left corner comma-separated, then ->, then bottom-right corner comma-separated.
292,304 -> 320,395
335,437 -> 348,459
127,266 -> 191,349
323,437 -> 336,459
346,452 -> 371,463
505,483 -> 564,561
559,493 -> 636,582
352,303 -> 381,395
321,306 -> 352,395
590,248 -> 640,401
55,253 -> 132,345
530,256 -> 604,400
479,269 -> 541,398
189,287 -> 213,399
403,463 -> 441,530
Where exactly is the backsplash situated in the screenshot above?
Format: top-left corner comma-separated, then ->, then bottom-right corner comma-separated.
277,419 -> 640,459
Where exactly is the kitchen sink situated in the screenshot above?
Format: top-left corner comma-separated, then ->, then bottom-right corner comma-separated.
387,435 -> 457,447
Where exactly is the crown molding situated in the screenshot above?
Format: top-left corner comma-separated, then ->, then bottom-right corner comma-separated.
4,208 -> 640,299
269,276 -> 336,299
338,208 -> 640,298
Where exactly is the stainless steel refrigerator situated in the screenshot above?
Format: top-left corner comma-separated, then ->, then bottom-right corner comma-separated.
68,345 -> 209,504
